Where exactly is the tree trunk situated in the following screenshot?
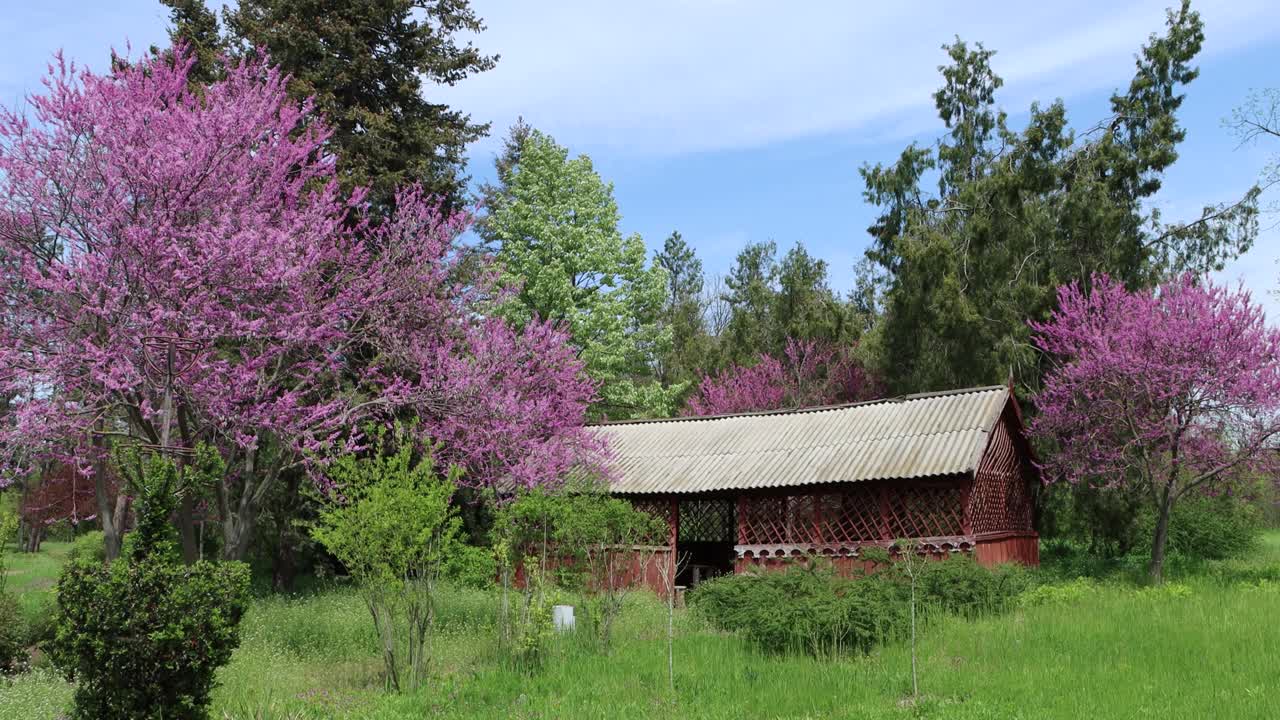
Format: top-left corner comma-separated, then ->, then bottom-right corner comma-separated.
272,533 -> 297,592
178,494 -> 199,564
1148,486 -> 1176,584
221,511 -> 257,562
270,472 -> 304,592
92,430 -> 126,563
25,524 -> 42,553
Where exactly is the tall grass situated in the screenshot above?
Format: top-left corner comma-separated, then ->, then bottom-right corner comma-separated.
3,534 -> 1278,719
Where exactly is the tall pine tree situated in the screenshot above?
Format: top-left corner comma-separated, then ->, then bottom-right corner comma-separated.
860,1 -> 1259,395
162,0 -> 496,211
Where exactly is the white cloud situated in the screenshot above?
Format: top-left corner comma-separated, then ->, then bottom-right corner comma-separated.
438,0 -> 1280,157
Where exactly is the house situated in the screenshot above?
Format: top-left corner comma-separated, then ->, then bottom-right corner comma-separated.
593,384 -> 1039,590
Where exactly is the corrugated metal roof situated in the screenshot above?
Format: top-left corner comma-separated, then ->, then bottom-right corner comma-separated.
593,385 -> 1011,495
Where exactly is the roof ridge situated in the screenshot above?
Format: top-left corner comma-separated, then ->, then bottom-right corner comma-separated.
592,384 -> 1008,427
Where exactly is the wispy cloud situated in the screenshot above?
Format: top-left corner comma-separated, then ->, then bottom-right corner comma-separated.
440,0 -> 1280,157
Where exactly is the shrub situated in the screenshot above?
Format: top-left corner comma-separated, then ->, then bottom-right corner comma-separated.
311,426 -> 461,693
0,592 -> 26,675
49,448 -> 251,720
1135,495 -> 1261,560
22,598 -> 57,650
689,554 -> 1031,656
65,530 -> 106,565
443,542 -> 497,590
1016,578 -> 1100,608
907,554 -> 1034,616
689,560 -> 905,656
491,486 -> 666,650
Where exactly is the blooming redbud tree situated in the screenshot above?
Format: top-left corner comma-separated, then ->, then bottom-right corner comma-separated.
1031,274 -> 1280,582
684,338 -> 880,416
0,47 -> 605,562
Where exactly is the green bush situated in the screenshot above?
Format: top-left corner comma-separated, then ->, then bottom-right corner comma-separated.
1043,483 -> 1263,561
1135,495 -> 1261,560
0,592 -> 26,675
65,530 -> 106,565
909,554 -> 1034,616
22,598 -> 57,650
689,554 -> 1032,657
443,542 -> 497,589
49,447 -> 251,720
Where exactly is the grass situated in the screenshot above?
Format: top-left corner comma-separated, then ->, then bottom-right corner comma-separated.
2,535 -> 1279,719
1,540 -> 69,619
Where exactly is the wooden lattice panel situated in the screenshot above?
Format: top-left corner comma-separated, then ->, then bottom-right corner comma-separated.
678,498 -> 735,542
968,409 -> 1035,534
886,484 -> 965,539
628,498 -> 674,544
739,496 -> 787,544
817,485 -> 881,543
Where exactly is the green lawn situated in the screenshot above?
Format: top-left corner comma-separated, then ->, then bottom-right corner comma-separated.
2,535 -> 1279,719
1,541 -> 69,619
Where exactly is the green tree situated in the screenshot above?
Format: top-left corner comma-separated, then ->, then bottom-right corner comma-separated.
481,127 -> 677,419
721,241 -> 780,365
311,427 -> 462,693
775,244 -> 852,349
654,231 -> 713,387
718,241 -> 854,366
163,0 -> 497,210
861,1 -> 1259,396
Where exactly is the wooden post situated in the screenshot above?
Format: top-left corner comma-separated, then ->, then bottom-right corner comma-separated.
879,482 -> 891,541
669,498 -> 679,583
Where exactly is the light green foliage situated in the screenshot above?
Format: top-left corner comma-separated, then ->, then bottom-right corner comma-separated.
0,509 -> 15,594
442,542 -> 497,590
312,427 -> 462,692
1017,577 -> 1100,608
492,487 -> 664,651
862,3 -> 1259,395
63,532 -> 105,567
481,127 -> 678,419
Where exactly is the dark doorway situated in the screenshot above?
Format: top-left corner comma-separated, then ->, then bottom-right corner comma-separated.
676,498 -> 736,587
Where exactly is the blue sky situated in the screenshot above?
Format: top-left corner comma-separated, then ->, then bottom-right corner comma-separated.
4,0 -> 1279,314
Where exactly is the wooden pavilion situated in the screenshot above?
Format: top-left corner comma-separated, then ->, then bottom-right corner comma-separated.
593,384 -> 1039,591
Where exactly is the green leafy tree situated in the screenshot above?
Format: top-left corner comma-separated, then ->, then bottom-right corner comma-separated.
311,427 -> 462,693
861,1 -> 1259,395
163,0 -> 497,210
481,127 -> 676,419
720,241 -> 780,366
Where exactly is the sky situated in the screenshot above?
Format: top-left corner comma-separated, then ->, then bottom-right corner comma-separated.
3,0 -> 1279,315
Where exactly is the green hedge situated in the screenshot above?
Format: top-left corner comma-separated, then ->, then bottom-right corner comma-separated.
688,554 -> 1033,656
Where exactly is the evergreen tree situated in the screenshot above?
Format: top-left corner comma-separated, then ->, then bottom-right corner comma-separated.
719,241 -> 854,366
860,1 -> 1259,395
653,232 -> 711,386
162,0 -> 496,211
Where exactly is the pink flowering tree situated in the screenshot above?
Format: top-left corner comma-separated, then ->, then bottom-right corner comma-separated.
684,338 -> 880,416
0,47 -> 604,562
1031,274 -> 1280,582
